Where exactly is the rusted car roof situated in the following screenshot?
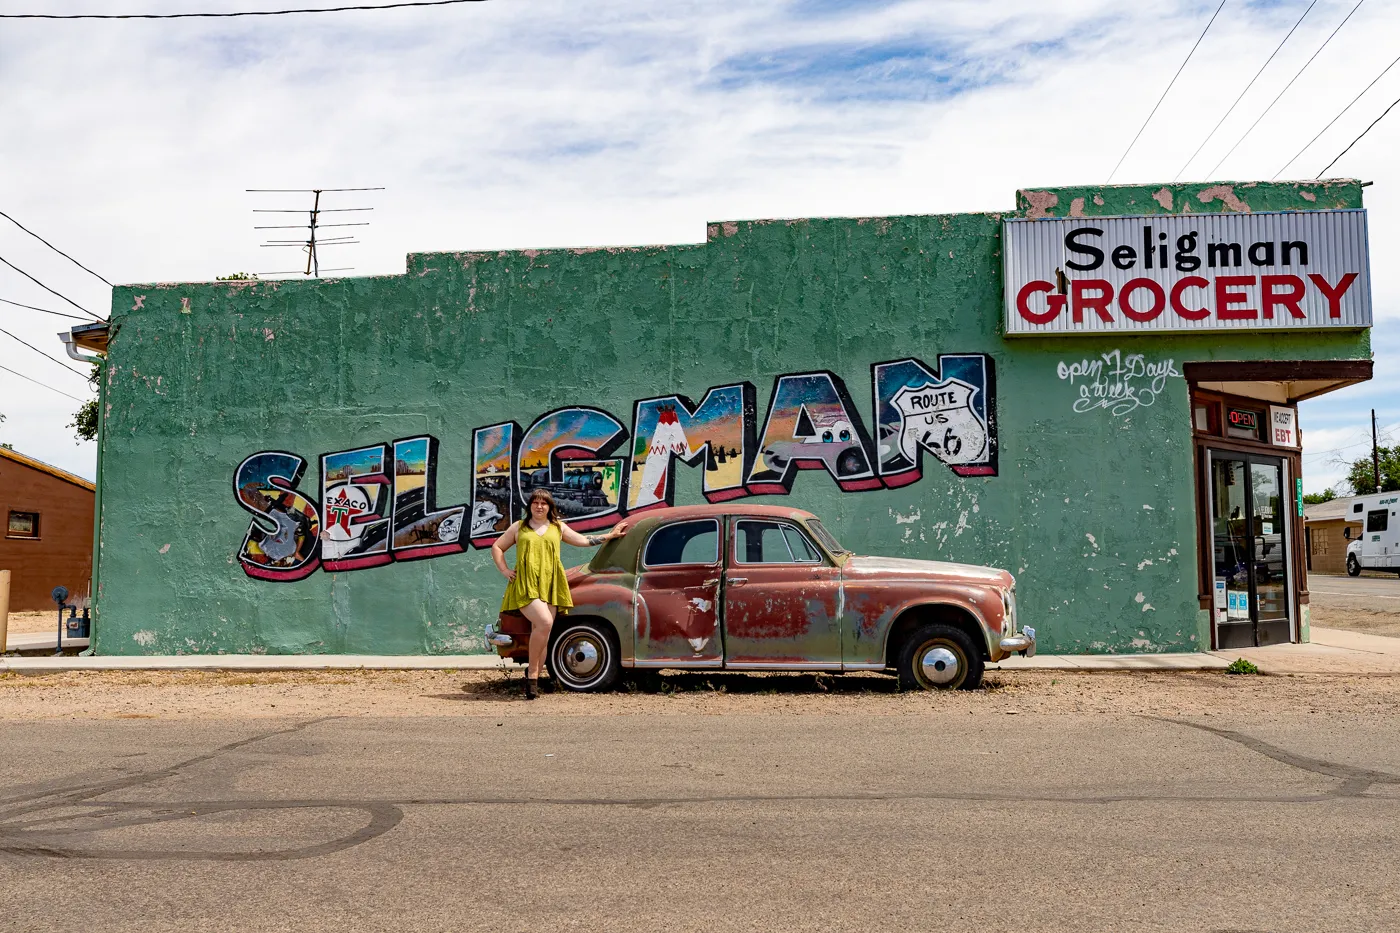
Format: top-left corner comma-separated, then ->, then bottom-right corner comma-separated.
619,503 -> 817,523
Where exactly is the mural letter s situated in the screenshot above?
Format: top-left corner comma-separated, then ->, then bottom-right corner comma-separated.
234,451 -> 322,582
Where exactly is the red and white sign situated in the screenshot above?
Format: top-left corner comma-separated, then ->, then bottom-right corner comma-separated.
1269,406 -> 1298,448
1003,210 -> 1372,335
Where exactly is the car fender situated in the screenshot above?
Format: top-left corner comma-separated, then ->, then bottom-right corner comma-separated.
844,584 -> 1004,664
566,580 -> 640,664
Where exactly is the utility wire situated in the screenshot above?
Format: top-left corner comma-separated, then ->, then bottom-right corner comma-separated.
0,253 -> 103,321
0,210 -> 111,286
0,362 -> 85,402
1275,50 -> 1400,178
1319,91 -> 1400,175
1107,0 -> 1228,183
0,0 -> 486,19
0,296 -> 89,321
0,326 -> 88,378
1206,0 -> 1365,178
1174,0 -> 1317,181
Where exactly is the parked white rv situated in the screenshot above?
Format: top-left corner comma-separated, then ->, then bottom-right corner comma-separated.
1345,492 -> 1400,576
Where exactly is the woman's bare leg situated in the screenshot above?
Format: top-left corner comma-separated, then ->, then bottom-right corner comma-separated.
521,598 -> 556,678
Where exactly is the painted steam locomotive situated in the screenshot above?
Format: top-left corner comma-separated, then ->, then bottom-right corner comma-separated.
523,466 -> 611,508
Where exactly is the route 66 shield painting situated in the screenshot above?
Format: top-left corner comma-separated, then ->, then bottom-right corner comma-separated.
891,377 -> 988,466
873,354 -> 996,483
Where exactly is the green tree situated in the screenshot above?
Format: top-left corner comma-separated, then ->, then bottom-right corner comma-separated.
1302,488 -> 1337,505
1344,445 -> 1400,496
68,363 -> 101,443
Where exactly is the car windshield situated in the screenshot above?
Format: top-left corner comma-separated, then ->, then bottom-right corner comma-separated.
806,519 -> 848,555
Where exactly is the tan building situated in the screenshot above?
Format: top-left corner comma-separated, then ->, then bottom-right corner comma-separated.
0,448 -> 95,611
1304,496 -> 1364,575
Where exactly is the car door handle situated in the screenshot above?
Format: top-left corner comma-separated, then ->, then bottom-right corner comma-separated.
728,577 -> 748,586
702,578 -> 720,587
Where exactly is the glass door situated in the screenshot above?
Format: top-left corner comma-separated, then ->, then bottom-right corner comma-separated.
1209,454 -> 1292,648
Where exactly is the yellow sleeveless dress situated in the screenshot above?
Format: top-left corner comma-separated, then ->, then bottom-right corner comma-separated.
501,521 -> 574,612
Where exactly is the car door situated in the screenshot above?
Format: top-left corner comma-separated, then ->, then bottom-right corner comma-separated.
722,518 -> 842,669
632,518 -> 723,668
1364,507 -> 1388,566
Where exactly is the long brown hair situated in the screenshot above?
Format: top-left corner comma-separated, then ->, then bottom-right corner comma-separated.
526,488 -> 563,526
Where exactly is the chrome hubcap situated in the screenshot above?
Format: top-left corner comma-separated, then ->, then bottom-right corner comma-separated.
919,645 -> 960,685
560,634 -> 602,679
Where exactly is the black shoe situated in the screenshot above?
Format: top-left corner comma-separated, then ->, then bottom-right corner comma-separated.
524,676 -> 538,700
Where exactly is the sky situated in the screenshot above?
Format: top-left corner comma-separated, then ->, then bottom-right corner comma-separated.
0,0 -> 1396,493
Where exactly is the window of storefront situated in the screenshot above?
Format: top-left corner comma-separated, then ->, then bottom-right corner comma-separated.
7,510 -> 39,539
1225,407 -> 1263,441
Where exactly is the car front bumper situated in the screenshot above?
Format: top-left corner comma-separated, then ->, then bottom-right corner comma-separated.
998,626 -> 1036,658
484,623 -> 514,648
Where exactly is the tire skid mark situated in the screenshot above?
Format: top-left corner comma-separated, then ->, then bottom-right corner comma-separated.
1144,715 -> 1400,795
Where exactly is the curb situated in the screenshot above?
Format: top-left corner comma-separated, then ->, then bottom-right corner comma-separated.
0,655 -> 517,673
0,652 -> 1233,674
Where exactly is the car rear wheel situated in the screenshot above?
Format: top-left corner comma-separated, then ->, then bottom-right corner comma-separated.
896,623 -> 983,691
1347,554 -> 1362,577
546,619 -> 621,692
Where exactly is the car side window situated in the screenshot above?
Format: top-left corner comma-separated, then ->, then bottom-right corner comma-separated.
735,520 -> 822,564
643,520 -> 719,567
1367,509 -> 1388,533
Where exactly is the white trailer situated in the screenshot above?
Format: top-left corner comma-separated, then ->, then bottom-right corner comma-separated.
1345,493 -> 1400,575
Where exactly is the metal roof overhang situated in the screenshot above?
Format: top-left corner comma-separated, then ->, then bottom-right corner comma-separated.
70,321 -> 109,355
1184,359 -> 1372,404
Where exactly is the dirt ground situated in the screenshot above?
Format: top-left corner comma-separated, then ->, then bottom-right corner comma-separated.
0,666 -> 1396,721
3,610 -> 59,636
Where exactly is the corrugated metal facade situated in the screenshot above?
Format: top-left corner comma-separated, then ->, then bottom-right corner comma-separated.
1004,209 -> 1372,336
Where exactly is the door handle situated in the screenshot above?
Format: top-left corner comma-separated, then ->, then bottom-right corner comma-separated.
728,577 -> 748,586
702,578 -> 720,587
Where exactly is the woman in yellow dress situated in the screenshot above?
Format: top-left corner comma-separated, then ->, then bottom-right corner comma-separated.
492,488 -> 628,698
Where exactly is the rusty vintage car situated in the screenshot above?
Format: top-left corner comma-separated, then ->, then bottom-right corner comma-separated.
485,504 -> 1035,692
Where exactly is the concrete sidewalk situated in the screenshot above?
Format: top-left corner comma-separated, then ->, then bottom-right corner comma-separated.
2,627 -> 1396,674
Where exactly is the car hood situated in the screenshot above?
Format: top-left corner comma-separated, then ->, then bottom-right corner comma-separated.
842,555 -> 1012,588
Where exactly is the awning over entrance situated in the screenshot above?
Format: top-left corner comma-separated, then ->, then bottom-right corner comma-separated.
1184,359 -> 1372,404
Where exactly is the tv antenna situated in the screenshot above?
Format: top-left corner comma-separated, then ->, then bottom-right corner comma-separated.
248,187 -> 384,277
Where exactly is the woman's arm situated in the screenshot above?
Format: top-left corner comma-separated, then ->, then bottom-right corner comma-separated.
491,521 -> 521,581
559,520 -> 629,548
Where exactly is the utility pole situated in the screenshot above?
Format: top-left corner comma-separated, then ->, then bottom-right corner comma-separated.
1373,408 -> 1381,493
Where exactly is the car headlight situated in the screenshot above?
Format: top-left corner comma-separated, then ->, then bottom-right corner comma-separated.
1001,586 -> 1017,634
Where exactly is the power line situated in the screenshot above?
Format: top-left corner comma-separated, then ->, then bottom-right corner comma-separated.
1173,0 -> 1317,182
0,325 -> 88,378
0,0 -> 486,19
1275,50 -> 1400,178
1107,0 -> 1228,183
1319,91 -> 1400,175
0,296 -> 89,321
1206,0 -> 1365,178
0,362 -> 86,402
0,252 -> 103,322
0,210 -> 111,287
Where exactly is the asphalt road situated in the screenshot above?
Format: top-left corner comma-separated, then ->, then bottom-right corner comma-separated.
2,711 -> 1397,932
1309,571 -> 1400,599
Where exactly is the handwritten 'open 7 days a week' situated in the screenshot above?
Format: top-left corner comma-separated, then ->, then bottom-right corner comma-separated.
1056,351 -> 1181,418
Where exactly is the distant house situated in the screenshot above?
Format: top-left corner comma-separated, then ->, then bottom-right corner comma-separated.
0,448 -> 94,611
1303,496 -> 1364,575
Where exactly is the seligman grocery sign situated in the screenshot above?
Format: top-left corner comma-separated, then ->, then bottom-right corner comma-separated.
1003,210 -> 1372,335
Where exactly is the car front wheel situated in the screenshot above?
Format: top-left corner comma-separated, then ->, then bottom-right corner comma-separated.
547,619 -> 621,692
896,623 -> 984,691
1347,554 -> 1362,577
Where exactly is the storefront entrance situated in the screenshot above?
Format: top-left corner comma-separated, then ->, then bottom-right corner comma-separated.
1208,452 -> 1292,648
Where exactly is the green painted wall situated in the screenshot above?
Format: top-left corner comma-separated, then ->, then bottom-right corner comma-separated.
92,180 -> 1370,656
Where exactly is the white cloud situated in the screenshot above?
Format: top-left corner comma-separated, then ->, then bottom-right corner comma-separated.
0,0 -> 1397,483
